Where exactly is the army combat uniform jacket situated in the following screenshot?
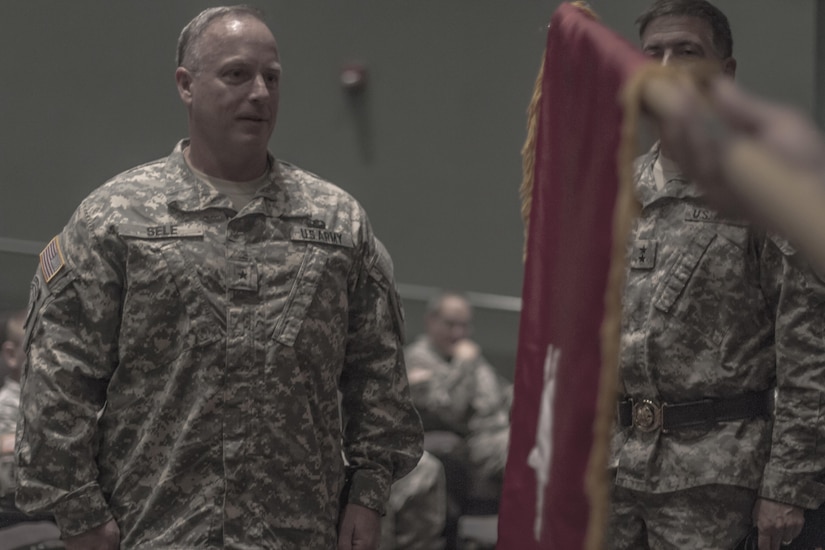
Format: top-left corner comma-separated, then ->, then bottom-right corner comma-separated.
610,145 -> 825,510
15,141 -> 424,549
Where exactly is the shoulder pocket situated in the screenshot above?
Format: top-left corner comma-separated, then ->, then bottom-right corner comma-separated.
368,252 -> 405,342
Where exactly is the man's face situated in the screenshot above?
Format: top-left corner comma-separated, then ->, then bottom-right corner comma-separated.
426,296 -> 473,358
177,16 -> 281,156
641,15 -> 735,76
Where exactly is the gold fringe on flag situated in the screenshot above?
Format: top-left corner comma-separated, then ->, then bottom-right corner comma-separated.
518,4 -> 631,548
584,63 -> 679,550
520,2 -> 597,259
519,54 -> 544,258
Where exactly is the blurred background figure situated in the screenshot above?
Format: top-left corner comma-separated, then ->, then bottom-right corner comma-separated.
0,310 -> 25,436
0,309 -> 63,550
1,309 -> 27,501
0,312 -> 8,389
405,291 -> 511,549
381,450 -> 447,550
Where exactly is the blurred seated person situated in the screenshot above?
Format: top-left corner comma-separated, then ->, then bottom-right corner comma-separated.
404,291 -> 511,545
1,310 -> 27,500
381,450 -> 447,550
0,309 -> 62,548
0,313 -> 7,390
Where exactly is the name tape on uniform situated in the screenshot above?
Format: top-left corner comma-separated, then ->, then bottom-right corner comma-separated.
684,208 -> 746,226
118,224 -> 204,239
290,227 -> 352,248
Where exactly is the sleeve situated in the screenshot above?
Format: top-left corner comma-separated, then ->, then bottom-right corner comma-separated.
339,228 -> 423,515
388,451 -> 447,549
465,359 -> 511,480
15,201 -> 123,536
405,346 -> 476,435
0,390 -> 20,435
758,235 -> 825,509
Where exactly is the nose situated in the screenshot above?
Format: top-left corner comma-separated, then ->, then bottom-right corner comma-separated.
450,324 -> 468,341
660,50 -> 673,66
249,74 -> 270,101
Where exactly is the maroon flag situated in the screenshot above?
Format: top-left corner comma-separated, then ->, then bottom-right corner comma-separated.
498,4 -> 648,549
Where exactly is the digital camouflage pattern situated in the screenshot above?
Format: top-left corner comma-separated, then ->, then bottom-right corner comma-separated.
610,145 -> 825,524
0,380 -> 19,498
381,450 -> 447,550
0,379 -> 19,437
404,336 -> 510,490
607,480 -> 756,549
15,141 -> 423,549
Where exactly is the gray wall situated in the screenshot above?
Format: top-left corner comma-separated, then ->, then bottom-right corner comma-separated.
0,1 -> 817,379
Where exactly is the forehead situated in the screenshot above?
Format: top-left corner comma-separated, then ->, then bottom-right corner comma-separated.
438,296 -> 471,318
199,15 -> 279,63
641,15 -> 717,51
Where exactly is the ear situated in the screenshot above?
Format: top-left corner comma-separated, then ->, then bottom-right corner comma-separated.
176,67 -> 195,105
722,56 -> 737,78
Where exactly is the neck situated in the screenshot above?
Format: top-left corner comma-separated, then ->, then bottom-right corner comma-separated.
186,141 -> 269,182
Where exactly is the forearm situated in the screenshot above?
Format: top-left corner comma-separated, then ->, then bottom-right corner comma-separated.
340,236 -> 423,513
16,338 -> 113,535
16,260 -> 119,533
760,244 -> 825,508
341,343 -> 423,512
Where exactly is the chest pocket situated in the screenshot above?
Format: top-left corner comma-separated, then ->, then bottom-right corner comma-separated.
119,222 -> 222,349
653,230 -> 716,313
156,241 -> 223,347
273,245 -> 329,347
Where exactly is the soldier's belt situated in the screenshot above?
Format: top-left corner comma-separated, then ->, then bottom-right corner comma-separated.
617,390 -> 772,432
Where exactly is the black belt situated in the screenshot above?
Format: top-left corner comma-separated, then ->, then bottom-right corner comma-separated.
618,390 -> 772,432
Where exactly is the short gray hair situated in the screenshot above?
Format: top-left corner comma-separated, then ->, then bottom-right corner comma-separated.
425,290 -> 471,317
637,0 -> 733,58
176,5 -> 267,71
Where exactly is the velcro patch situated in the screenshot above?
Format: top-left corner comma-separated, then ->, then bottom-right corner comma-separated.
630,239 -> 656,270
39,236 -> 65,283
290,226 -> 353,248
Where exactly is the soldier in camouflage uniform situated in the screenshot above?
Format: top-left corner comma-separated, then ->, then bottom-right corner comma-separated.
608,2 -> 825,549
14,6 -> 423,550
405,291 -> 510,548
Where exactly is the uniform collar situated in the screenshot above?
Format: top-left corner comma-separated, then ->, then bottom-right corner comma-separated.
635,142 -> 704,208
163,140 -> 311,219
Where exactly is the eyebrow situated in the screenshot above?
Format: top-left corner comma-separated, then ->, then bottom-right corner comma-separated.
219,56 -> 282,69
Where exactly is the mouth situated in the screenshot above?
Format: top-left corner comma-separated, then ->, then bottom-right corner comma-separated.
238,115 -> 269,123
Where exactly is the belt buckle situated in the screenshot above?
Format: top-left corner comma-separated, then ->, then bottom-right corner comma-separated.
632,399 -> 663,432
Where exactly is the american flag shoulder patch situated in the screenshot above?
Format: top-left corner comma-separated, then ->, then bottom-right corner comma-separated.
40,236 -> 65,283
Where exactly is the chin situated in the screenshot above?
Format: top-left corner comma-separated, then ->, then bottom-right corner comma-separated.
232,134 -> 271,150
